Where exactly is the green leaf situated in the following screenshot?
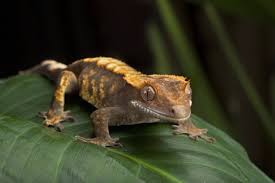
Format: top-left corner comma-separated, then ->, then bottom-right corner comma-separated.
0,75 -> 273,183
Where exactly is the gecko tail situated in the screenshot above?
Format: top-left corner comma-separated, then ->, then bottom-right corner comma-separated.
19,60 -> 67,82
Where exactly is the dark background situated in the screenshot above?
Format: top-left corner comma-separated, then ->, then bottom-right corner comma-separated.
1,0 -> 275,179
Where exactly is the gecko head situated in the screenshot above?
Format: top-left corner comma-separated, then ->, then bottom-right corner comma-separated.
125,74 -> 192,122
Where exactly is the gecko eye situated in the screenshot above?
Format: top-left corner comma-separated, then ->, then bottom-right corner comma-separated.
141,86 -> 155,101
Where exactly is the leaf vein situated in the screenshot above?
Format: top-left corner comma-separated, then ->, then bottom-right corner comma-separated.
181,162 -> 244,182
0,91 -> 51,115
0,126 -> 37,173
53,140 -> 74,183
0,77 -> 38,99
107,148 -> 183,183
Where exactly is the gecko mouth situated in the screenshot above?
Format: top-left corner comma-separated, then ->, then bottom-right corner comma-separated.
130,100 -> 190,122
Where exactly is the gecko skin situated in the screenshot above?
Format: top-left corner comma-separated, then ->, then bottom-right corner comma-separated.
25,57 -> 214,147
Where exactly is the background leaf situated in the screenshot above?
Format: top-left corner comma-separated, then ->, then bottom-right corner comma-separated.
147,22 -> 173,74
203,2 -> 275,145
0,75 -> 273,182
209,0 -> 275,23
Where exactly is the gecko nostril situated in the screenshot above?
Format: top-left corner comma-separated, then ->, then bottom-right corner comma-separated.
171,109 -> 175,114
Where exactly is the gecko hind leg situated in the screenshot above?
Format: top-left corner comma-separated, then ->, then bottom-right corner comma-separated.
172,119 -> 215,143
40,70 -> 78,131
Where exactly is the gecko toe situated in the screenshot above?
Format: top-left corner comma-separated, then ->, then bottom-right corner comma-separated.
200,134 -> 216,143
54,123 -> 64,132
62,110 -> 75,122
171,125 -> 180,129
38,111 -> 47,119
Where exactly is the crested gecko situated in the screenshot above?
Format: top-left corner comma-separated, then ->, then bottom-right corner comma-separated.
23,57 -> 215,147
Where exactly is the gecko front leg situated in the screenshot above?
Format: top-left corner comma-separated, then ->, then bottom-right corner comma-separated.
172,118 -> 215,143
76,107 -> 128,147
39,70 -> 78,131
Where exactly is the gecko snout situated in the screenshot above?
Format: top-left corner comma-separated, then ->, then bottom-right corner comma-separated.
169,105 -> 191,119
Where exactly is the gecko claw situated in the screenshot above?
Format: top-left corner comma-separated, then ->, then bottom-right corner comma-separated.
62,110 -> 75,122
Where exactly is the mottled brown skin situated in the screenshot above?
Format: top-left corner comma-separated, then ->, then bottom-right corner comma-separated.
26,57 -> 214,147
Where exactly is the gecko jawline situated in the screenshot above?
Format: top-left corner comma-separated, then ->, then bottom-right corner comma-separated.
130,100 -> 190,123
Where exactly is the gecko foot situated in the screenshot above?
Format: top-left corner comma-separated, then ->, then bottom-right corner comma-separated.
38,110 -> 75,131
172,120 -> 215,143
75,136 -> 122,147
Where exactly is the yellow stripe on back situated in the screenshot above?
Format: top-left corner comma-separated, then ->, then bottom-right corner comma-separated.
83,57 -> 148,89
83,57 -> 140,76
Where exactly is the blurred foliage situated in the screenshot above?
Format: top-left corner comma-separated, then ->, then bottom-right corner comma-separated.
149,0 -> 275,145
203,3 -> 275,144
210,0 -> 275,23
272,75 -> 275,118
147,23 -> 173,74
